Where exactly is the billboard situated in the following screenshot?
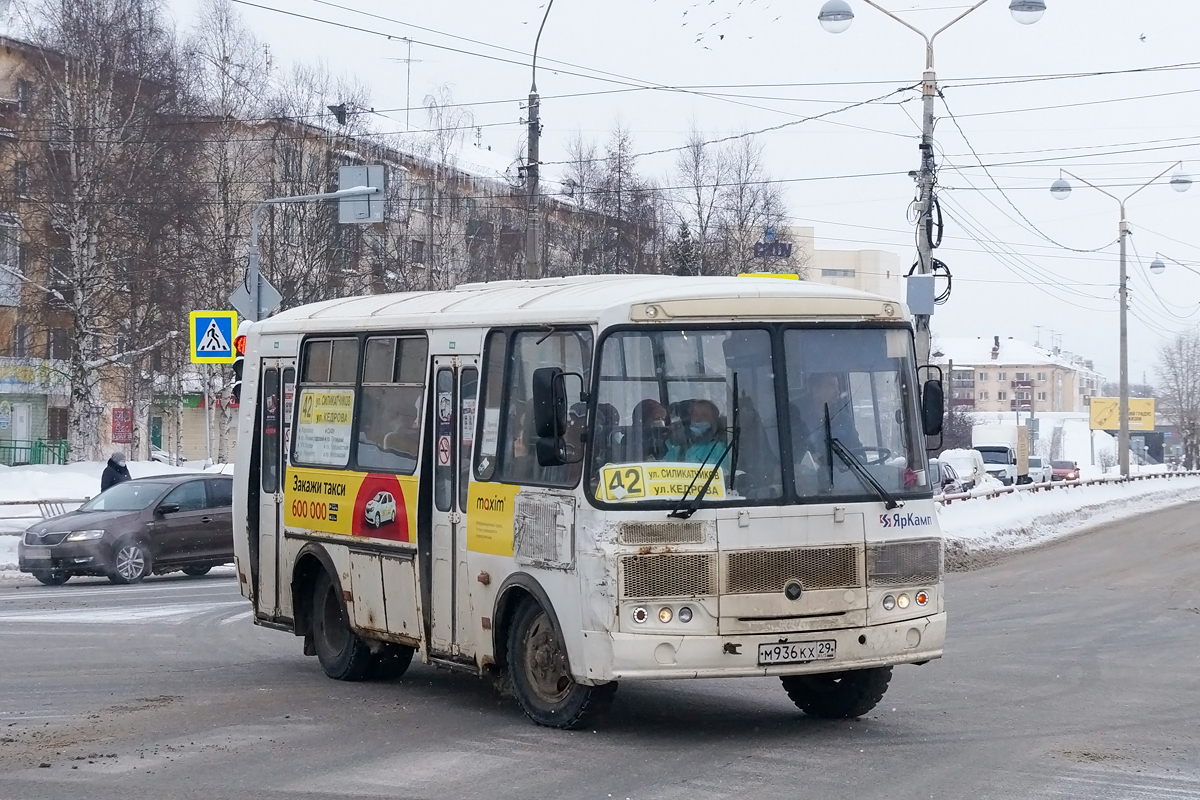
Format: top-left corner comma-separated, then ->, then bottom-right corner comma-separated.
1089,397 -> 1155,431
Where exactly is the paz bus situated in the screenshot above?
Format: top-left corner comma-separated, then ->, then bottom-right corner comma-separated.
232,274 -> 947,729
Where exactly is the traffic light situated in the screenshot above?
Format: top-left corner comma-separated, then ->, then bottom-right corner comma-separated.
230,328 -> 247,406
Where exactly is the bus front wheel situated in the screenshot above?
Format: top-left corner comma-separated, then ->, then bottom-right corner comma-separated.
311,570 -> 373,681
780,666 -> 892,719
507,599 -> 616,729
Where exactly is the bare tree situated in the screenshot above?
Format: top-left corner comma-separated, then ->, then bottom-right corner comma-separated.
673,122 -> 726,276
262,60 -> 373,308
1156,329 -> 1200,469
672,129 -> 807,277
16,0 -> 189,460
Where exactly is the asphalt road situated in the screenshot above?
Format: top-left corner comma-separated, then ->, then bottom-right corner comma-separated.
1,504 -> 1199,800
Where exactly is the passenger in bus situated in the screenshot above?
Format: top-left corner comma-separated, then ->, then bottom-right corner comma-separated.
626,398 -> 669,462
382,395 -> 422,459
506,403 -> 540,481
664,399 -> 731,470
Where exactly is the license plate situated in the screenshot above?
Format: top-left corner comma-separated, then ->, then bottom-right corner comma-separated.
23,546 -> 51,561
758,640 -> 836,666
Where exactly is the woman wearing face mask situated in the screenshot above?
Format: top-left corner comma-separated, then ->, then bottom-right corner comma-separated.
628,398 -> 669,461
664,399 -> 730,471
101,451 -> 132,492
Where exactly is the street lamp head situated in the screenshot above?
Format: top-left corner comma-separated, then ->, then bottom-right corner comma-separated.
1009,0 -> 1047,25
1050,178 -> 1072,200
1150,258 -> 1167,275
818,0 -> 854,34
1171,171 -> 1192,193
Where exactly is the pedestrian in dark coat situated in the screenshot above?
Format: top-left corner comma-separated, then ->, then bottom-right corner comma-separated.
100,451 -> 131,492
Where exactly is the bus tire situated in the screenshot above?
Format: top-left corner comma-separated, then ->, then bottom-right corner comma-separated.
368,644 -> 415,680
311,570 -> 372,682
780,666 -> 892,719
507,598 -> 616,729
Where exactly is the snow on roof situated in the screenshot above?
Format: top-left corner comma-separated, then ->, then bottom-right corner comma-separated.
933,336 -> 1093,372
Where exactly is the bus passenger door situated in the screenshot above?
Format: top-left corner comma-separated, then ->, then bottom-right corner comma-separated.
428,356 -> 477,658
256,360 -> 294,620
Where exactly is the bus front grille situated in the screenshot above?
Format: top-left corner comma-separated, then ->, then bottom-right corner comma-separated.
723,546 -> 861,594
620,553 -> 717,599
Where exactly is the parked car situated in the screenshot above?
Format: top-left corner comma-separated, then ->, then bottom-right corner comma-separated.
938,448 -> 985,490
150,448 -> 187,465
1051,460 -> 1080,481
17,474 -> 234,586
1027,456 -> 1051,484
929,458 -> 968,495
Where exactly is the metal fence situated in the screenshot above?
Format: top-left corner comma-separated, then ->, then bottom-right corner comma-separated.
936,469 -> 1200,505
0,498 -> 89,521
0,439 -> 69,467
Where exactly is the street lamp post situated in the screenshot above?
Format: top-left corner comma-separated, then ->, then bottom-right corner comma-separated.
524,0 -> 556,281
818,0 -> 1045,369
1050,162 -> 1192,477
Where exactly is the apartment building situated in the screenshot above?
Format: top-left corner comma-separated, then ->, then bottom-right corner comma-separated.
933,335 -> 1103,414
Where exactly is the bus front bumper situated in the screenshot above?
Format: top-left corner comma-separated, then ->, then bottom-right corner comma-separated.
579,612 -> 946,682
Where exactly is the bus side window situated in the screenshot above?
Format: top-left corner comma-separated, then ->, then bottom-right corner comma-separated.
356,335 -> 428,475
497,329 -> 592,488
459,367 -> 478,511
261,368 -> 280,493
474,331 -> 506,481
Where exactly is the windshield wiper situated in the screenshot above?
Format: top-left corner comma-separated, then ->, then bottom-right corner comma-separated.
824,403 -> 902,510
669,374 -> 740,520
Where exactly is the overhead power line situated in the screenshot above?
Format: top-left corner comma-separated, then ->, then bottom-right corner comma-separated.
938,90 -> 1118,254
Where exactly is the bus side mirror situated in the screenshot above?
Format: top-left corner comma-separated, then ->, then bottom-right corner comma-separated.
922,379 -> 944,437
532,367 -> 568,439
532,367 -> 585,467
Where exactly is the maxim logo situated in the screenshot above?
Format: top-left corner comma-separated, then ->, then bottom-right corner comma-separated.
475,495 -> 507,512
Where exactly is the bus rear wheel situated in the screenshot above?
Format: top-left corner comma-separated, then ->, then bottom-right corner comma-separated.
507,599 -> 616,729
781,666 -> 892,719
311,570 -> 373,681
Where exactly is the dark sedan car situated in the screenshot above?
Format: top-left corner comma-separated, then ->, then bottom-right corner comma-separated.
18,475 -> 234,586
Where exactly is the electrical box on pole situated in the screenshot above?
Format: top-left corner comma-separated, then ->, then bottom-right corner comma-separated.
338,165 -> 387,224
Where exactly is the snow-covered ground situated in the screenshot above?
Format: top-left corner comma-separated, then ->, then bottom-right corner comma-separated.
939,475 -> 1200,570
0,460 -> 205,533
3,461 -> 1198,578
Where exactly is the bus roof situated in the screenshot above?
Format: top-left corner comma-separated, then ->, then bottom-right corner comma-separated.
255,274 -> 909,333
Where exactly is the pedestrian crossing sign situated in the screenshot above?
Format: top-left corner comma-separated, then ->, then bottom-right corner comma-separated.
189,311 -> 238,364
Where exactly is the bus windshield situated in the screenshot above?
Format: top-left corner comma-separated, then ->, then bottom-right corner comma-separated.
589,325 -> 928,507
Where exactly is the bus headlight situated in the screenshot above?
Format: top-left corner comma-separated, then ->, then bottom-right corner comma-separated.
678,606 -> 693,623
897,594 -> 911,609
658,607 -> 673,623
882,595 -> 896,611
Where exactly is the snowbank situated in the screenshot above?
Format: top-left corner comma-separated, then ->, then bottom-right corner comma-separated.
0,460 -> 211,535
939,475 -> 1200,570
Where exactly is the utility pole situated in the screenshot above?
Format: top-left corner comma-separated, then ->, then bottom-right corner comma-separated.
1051,160 -> 1190,478
524,89 -> 540,280
817,0 -> 1045,369
524,0 -> 554,281
913,62 -> 937,370
1118,211 -> 1130,477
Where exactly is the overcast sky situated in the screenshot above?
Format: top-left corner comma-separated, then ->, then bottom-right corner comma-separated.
159,0 -> 1200,383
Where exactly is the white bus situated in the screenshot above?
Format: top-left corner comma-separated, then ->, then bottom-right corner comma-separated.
233,275 -> 947,728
